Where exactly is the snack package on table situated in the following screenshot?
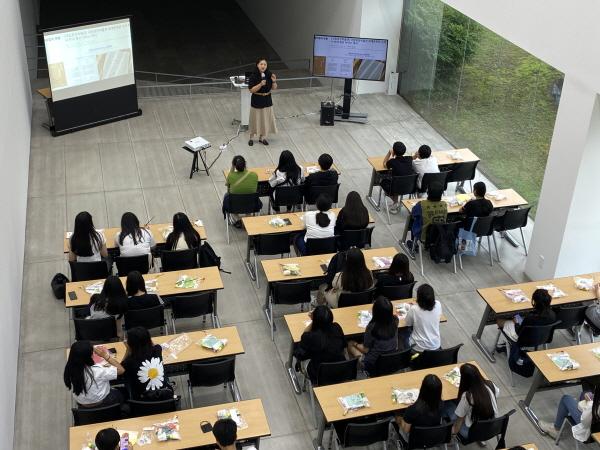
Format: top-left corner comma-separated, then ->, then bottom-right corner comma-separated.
357,310 -> 372,329
536,283 -> 566,298
175,275 -> 199,289
217,408 -> 248,429
392,388 -> 420,405
161,333 -> 191,360
338,392 -> 370,415
395,302 -> 411,319
501,289 -> 529,303
444,366 -> 461,387
154,416 -> 181,441
372,256 -> 392,269
281,263 -> 301,276
137,428 -> 154,446
548,352 -> 580,371
574,277 -> 594,291
200,334 -> 228,352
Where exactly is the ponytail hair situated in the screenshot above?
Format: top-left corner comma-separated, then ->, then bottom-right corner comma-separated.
315,194 -> 332,228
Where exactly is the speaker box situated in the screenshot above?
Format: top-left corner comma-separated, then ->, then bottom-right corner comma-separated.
320,101 -> 335,126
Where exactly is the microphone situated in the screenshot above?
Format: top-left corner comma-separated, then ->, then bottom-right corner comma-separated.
261,72 -> 265,79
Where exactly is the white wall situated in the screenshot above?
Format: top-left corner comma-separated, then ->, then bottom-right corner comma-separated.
0,0 -> 32,447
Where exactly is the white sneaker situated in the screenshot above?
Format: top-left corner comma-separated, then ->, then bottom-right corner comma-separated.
389,203 -> 400,214
538,420 -> 558,439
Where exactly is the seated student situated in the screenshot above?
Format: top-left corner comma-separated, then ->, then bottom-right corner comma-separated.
538,385 -> 599,441
445,363 -> 500,439
69,211 -> 108,262
94,428 -> 127,450
375,253 -> 415,295
460,181 -> 493,229
319,248 -> 374,308
122,327 -> 173,400
212,418 -> 257,450
101,275 -> 128,318
347,296 -> 399,375
114,212 -> 155,258
295,194 -> 336,255
294,305 -> 346,384
403,284 -> 442,352
87,293 -> 111,320
64,340 -> 124,408
165,212 -> 201,251
304,153 -> 338,188
407,182 -> 448,249
496,288 -> 556,349
125,271 -> 163,311
381,141 -> 416,213
584,283 -> 600,331
396,374 -> 443,439
335,191 -> 369,234
269,150 -> 304,212
412,144 -> 439,191
222,155 -> 261,227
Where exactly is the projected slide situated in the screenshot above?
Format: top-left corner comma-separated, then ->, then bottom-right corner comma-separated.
44,18 -> 135,101
313,35 -> 388,81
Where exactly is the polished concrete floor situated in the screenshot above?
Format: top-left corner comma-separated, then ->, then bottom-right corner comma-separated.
17,88 -> 583,449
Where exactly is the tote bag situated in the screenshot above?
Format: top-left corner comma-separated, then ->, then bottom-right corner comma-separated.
457,218 -> 478,256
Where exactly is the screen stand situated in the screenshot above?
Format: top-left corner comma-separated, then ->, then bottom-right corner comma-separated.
334,78 -> 368,124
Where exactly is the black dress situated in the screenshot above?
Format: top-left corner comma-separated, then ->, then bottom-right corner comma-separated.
248,70 -> 274,109
247,70 -> 277,137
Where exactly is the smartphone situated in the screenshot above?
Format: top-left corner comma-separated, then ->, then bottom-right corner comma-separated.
68,291 -> 77,300
283,218 -> 292,225
200,422 -> 212,433
119,433 -> 129,450
107,347 -> 117,356
514,314 -> 523,325
320,264 -> 328,273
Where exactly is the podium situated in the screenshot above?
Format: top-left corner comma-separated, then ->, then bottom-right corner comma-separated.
229,75 -> 250,130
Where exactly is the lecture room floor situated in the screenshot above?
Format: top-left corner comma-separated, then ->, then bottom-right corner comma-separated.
17,88 -> 581,449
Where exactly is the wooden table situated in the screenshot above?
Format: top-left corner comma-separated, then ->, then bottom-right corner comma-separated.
224,162 -> 341,184
69,399 -> 270,450
365,148 -> 479,210
472,272 -> 600,362
282,299 -> 447,394
63,223 -> 207,254
519,342 -> 600,434
313,361 -> 487,449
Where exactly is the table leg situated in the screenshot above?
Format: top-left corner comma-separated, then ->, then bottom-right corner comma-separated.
245,236 -> 256,281
313,413 -> 327,450
213,295 -> 221,328
471,304 -> 496,363
285,339 -> 301,394
366,168 -> 381,211
519,368 -> 545,433
399,215 -> 415,260
500,231 -> 519,248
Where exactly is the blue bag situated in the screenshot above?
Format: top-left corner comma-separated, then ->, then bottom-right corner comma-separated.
457,218 -> 478,256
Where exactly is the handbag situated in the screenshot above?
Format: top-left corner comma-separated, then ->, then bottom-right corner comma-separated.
457,218 -> 478,256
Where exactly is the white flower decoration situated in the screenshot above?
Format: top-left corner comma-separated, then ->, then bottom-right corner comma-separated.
137,357 -> 165,391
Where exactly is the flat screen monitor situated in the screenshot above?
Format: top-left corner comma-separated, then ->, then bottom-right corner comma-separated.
312,34 -> 388,81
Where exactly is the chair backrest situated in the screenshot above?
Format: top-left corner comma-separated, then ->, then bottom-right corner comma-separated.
379,282 -> 416,300
128,398 -> 178,418
389,174 -> 418,196
317,358 -> 358,386
229,193 -> 261,214
413,343 -> 463,370
69,261 -> 109,282
115,254 -> 150,277
271,280 -> 313,306
74,317 -> 118,342
554,304 -> 588,330
124,305 -> 165,331
338,287 -> 377,308
341,418 -> 391,448
189,356 -> 236,387
338,228 -> 374,251
306,237 -> 337,255
170,292 -> 214,319
305,183 -> 341,205
407,421 -> 454,450
496,207 -> 531,231
72,403 -> 121,426
272,185 -> 304,208
471,215 -> 495,237
517,321 -> 561,347
421,171 -> 449,192
466,409 -> 515,444
254,233 -> 292,256
160,249 -> 198,272
446,160 -> 479,184
373,348 -> 412,377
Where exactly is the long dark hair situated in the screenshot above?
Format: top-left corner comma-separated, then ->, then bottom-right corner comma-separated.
165,212 -> 200,250
341,248 -> 373,292
315,194 -> 332,228
368,296 -> 398,340
341,191 -> 369,228
311,305 -> 342,336
532,288 -> 552,313
89,293 -> 107,313
124,326 -> 154,363
119,212 -> 143,245
457,363 -> 496,422
102,275 -> 128,316
276,150 -> 301,185
414,374 -> 442,413
64,340 -> 95,396
591,384 -> 600,432
126,271 -> 147,297
388,253 -> 413,283
70,211 -> 103,257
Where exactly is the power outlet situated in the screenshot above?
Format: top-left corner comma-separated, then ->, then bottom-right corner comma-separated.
537,254 -> 545,269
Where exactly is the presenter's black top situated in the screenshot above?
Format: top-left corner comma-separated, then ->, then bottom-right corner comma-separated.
248,70 -> 274,109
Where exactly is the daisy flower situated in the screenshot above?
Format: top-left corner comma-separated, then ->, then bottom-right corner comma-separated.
137,357 -> 165,391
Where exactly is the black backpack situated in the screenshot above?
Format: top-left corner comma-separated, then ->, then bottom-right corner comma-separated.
51,273 -> 70,300
427,223 -> 456,264
198,242 -> 230,274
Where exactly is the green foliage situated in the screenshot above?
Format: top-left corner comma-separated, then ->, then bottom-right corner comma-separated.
437,8 -> 481,74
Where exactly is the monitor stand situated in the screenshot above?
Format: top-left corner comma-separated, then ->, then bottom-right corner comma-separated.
334,78 -> 368,124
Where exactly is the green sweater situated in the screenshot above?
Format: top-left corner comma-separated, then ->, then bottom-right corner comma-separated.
226,170 -> 258,194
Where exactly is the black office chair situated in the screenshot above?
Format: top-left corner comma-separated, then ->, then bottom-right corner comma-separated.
395,421 -> 455,450
338,287 -> 377,308
457,409 -> 515,447
114,255 -> 150,277
493,207 -> 531,257
170,292 -> 218,332
554,414 -> 598,448
269,185 -> 304,214
160,249 -> 198,272
187,356 -> 241,407
379,174 -> 418,224
72,403 -> 121,426
251,232 -> 292,288
69,261 -> 109,282
304,184 -> 341,208
461,215 -> 498,267
553,304 -> 588,345
420,171 -> 449,193
337,227 -> 374,251
378,281 -> 416,300
124,305 -> 167,334
333,418 -> 392,449
128,398 -> 178,418
411,343 -> 463,370
305,237 -> 337,256
418,222 -> 460,276
225,192 -> 261,244
446,160 -> 479,192
73,317 -> 118,342
266,280 -> 312,340
372,348 -> 412,377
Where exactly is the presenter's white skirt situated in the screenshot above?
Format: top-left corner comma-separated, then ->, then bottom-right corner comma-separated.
249,106 -> 277,138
